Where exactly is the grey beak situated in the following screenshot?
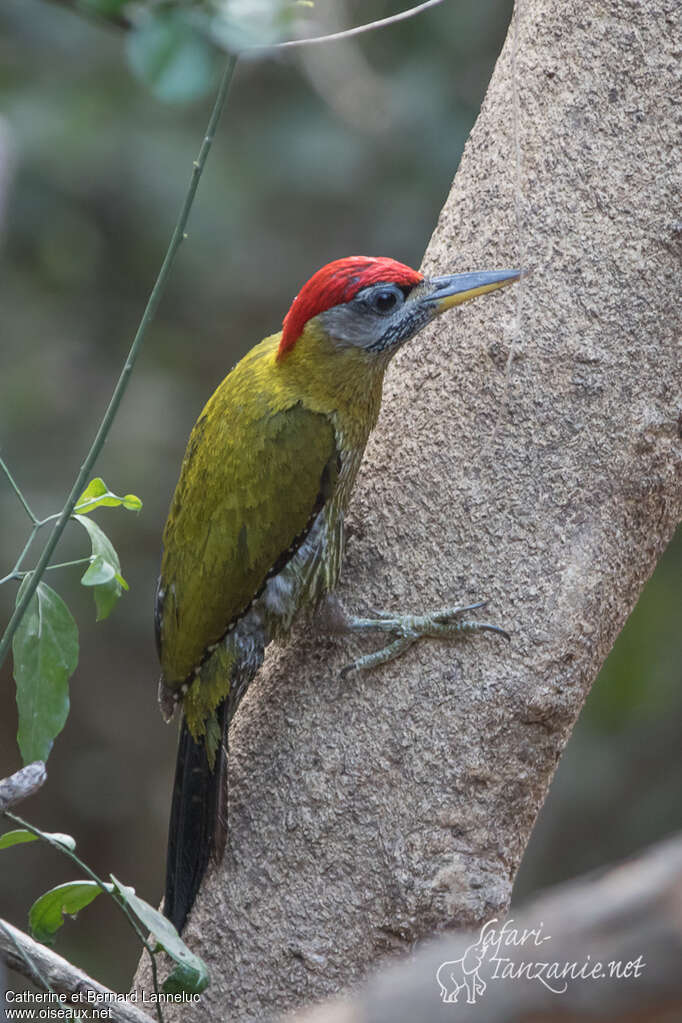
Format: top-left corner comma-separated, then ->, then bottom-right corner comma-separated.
428,269 -> 523,312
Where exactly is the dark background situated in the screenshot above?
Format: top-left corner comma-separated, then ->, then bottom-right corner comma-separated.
1,0 -> 680,994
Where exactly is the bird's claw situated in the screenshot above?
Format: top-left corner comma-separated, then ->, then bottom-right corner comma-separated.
341,599 -> 509,675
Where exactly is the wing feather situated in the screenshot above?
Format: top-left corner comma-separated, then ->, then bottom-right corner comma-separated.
158,366 -> 338,686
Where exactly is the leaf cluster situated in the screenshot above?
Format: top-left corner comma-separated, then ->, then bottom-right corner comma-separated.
6,476 -> 142,764
84,0 -> 315,102
0,818 -> 209,1002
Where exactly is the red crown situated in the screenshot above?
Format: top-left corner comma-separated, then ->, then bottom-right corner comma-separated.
278,256 -> 423,358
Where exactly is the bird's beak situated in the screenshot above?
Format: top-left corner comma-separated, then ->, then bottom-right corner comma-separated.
427,269 -> 522,313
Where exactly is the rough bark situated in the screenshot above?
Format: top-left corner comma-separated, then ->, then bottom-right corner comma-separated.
290,832 -> 682,1023
135,0 -> 681,1017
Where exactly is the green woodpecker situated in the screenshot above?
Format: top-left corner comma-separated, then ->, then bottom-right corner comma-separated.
157,256 -> 520,932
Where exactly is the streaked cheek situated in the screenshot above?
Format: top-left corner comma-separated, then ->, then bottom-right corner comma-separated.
379,306 -> 433,352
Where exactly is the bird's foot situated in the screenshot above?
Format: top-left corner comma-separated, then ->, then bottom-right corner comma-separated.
340,601 -> 509,677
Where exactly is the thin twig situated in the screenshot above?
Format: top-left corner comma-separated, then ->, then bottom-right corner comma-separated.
261,0 -> 446,51
0,55 -> 238,673
37,513 -> 62,526
9,524 -> 40,577
45,557 -> 91,572
0,455 -> 38,523
0,919 -> 154,1023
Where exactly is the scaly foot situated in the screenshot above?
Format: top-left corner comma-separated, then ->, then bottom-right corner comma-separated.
340,601 -> 509,676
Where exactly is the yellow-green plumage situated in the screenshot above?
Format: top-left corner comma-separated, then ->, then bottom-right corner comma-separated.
158,324 -> 385,744
159,256 -> 520,932
160,320 -> 388,933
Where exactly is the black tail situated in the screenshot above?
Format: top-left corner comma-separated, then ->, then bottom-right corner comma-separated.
164,701 -> 228,933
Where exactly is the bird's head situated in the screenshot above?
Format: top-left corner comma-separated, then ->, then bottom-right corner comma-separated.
278,256 -> 520,360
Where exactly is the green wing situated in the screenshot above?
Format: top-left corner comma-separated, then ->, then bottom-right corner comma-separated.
158,376 -> 338,687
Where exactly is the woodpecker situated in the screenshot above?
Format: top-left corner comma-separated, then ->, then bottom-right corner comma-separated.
157,256 -> 520,932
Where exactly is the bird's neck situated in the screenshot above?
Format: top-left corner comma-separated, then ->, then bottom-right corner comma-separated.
273,321 -> 388,450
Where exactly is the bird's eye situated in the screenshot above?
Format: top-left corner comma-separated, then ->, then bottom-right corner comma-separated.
371,288 -> 401,315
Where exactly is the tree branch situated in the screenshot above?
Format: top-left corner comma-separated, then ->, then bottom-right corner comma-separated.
0,919 -> 155,1023
0,763 -> 46,812
135,0 -> 681,1017
290,832 -> 682,1022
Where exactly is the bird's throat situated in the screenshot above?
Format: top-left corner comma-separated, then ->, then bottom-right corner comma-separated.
276,319 -> 387,449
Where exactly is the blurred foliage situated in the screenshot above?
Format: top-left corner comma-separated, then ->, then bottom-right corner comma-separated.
126,12 -> 223,103
0,0 -> 679,997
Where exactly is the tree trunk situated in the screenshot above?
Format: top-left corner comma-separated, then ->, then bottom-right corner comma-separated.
135,0 -> 681,1017
291,832 -> 682,1023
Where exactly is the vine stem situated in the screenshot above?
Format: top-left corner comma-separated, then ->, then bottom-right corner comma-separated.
0,54 -> 238,672
264,0 -> 445,50
0,455 -> 38,523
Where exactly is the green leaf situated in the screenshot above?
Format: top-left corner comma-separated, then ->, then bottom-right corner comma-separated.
122,494 -> 143,512
80,554 -> 117,586
0,829 -> 76,851
163,961 -> 209,997
95,579 -> 120,620
13,578 -> 79,765
74,477 -> 118,513
74,515 -> 126,620
110,876 -> 210,994
0,829 -> 38,850
127,12 -> 221,104
211,15 -> 266,52
74,477 -> 143,515
29,881 -> 112,945
211,0 -> 314,50
72,483 -> 140,617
